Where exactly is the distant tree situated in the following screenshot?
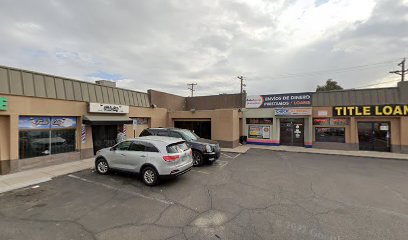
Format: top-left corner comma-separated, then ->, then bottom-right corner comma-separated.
316,79 -> 343,92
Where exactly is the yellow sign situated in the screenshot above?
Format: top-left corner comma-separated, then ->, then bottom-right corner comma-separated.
333,105 -> 408,117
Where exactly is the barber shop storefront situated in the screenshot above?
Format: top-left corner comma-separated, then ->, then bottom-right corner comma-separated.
244,92 -> 313,148
83,103 -> 133,154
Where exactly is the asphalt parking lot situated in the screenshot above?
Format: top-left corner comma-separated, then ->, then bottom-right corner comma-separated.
1,149 -> 408,240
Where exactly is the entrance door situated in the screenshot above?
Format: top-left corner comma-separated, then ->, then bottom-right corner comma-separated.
174,121 -> 211,139
358,122 -> 391,152
92,125 -> 118,154
280,118 -> 304,146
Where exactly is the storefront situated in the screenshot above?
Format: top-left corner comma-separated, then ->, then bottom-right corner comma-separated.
244,92 -> 313,147
329,104 -> 408,152
0,65 -> 168,174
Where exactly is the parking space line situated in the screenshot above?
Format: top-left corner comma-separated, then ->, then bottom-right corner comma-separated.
216,160 -> 229,168
67,174 -> 173,205
221,153 -> 241,159
191,170 -> 210,175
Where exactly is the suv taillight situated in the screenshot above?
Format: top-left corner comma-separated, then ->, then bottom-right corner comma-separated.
163,155 -> 180,161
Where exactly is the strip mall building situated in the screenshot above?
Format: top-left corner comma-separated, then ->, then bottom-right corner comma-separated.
1,65 -> 408,174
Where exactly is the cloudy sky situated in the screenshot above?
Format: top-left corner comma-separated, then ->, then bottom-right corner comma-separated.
0,0 -> 407,96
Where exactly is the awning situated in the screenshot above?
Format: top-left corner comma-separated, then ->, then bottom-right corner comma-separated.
82,115 -> 133,125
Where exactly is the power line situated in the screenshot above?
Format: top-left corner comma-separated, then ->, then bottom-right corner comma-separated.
355,78 -> 400,89
254,59 -> 400,80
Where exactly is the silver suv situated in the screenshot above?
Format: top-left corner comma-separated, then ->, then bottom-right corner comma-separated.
95,136 -> 193,186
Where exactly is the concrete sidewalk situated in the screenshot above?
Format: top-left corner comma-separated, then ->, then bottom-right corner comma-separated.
225,144 -> 408,160
0,158 -> 94,194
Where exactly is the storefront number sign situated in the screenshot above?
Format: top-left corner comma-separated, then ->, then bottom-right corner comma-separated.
246,92 -> 312,108
248,125 -> 270,139
333,105 -> 408,117
19,116 -> 77,129
0,97 -> 8,111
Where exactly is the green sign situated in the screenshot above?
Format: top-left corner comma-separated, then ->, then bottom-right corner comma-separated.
0,97 -> 8,111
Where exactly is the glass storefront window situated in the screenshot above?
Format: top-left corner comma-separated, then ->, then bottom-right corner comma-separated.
313,118 -> 349,126
18,116 -> 77,159
248,125 -> 271,139
315,127 -> 345,143
51,130 -> 76,155
19,131 -> 51,159
313,118 -> 330,125
246,118 -> 273,124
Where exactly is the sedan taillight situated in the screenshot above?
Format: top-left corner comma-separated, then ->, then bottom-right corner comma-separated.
163,155 -> 180,161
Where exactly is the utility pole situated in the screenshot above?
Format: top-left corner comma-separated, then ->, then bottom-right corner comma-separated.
237,76 -> 246,94
390,58 -> 407,82
237,76 -> 246,108
187,83 -> 197,97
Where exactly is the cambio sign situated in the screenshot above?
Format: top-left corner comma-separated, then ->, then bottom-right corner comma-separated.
246,92 -> 312,108
89,103 -> 129,114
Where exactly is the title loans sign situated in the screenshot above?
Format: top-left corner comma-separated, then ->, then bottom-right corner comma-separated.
246,92 -> 312,108
333,105 -> 408,117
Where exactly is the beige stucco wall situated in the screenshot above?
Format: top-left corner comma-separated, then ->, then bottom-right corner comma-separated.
169,109 -> 241,148
0,94 -> 168,173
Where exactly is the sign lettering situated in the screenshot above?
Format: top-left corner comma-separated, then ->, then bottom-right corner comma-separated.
246,92 -> 312,108
89,103 -> 129,114
333,105 -> 408,117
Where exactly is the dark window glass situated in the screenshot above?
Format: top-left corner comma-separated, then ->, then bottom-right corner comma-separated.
330,118 -> 349,126
142,142 -> 159,152
166,142 -> 188,153
315,127 -> 345,143
115,141 -> 132,150
129,142 -> 145,151
169,131 -> 183,139
139,130 -> 151,137
50,130 -> 76,154
156,130 -> 168,136
246,118 -> 273,124
313,118 -> 349,126
19,131 -> 51,159
313,118 -> 330,125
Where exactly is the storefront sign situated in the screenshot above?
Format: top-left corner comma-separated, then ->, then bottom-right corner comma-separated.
0,97 -> 8,111
248,125 -> 270,139
246,92 -> 312,108
19,116 -> 77,129
333,105 -> 408,117
274,108 -> 312,116
133,119 -> 138,130
89,103 -> 129,114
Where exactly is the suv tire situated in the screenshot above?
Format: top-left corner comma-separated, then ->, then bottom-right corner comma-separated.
142,166 -> 159,186
192,151 -> 204,166
96,158 -> 110,175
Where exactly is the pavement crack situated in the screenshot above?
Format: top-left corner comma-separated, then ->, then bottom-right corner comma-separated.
0,211 -> 97,240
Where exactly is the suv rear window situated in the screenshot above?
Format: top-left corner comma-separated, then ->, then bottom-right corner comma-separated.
166,142 -> 189,153
139,129 -> 152,137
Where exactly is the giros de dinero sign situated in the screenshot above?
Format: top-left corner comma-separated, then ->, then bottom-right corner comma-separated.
333,105 -> 408,117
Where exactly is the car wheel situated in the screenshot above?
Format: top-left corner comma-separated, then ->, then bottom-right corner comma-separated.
95,158 -> 109,175
142,167 -> 159,186
192,151 -> 204,166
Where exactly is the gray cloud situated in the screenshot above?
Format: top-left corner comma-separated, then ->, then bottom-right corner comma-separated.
0,0 -> 406,96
